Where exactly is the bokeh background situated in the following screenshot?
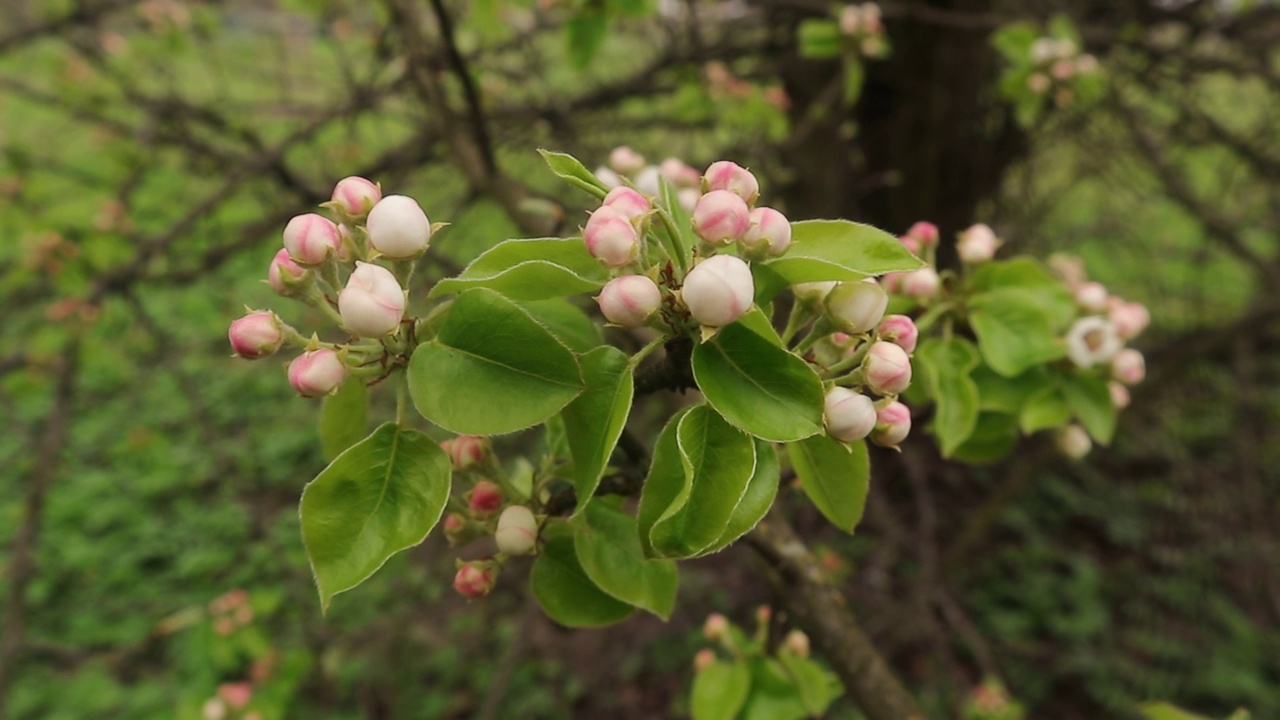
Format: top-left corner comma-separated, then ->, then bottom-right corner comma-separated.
1,0 -> 1277,718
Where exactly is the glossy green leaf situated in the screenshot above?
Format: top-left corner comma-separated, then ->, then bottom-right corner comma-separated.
430,237 -> 608,300
733,306 -> 784,347
777,654 -> 843,717
572,502 -> 677,619
561,346 -> 634,514
967,258 -> 1076,330
973,364 -> 1049,414
520,298 -> 603,354
1138,703 -> 1214,720
969,288 -> 1066,377
1019,385 -> 1072,434
741,658 -> 812,720
710,439 -> 781,551
950,412 -> 1020,465
1061,372 -> 1117,445
408,288 -> 583,435
538,149 -> 608,198
636,408 -> 692,557
751,263 -> 792,305
300,423 -> 451,612
797,19 -> 842,59
692,322 -> 825,442
760,220 -> 924,285
650,405 -> 758,558
319,379 -> 368,462
916,338 -> 982,456
531,524 -> 634,628
691,660 -> 752,720
789,436 -> 870,534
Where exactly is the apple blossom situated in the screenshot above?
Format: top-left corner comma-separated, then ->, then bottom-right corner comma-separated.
682,255 -> 754,327
595,166 -> 623,189
441,435 -> 486,470
826,281 -> 888,334
1112,348 -> 1145,385
339,262 -> 406,337
598,275 -> 662,328
703,613 -> 729,641
693,649 -> 716,672
634,165 -> 662,196
608,145 -> 646,175
267,248 -> 307,294
468,480 -> 503,516
1066,316 -> 1122,368
1075,281 -> 1109,313
741,206 -> 791,257
784,630 -> 811,658
330,176 -> 381,216
1109,381 -> 1131,409
601,186 -> 651,221
282,213 -> 342,266
863,341 -> 913,395
702,160 -> 760,205
877,314 -> 919,353
907,221 -> 939,247
957,223 -> 1000,264
1055,424 -> 1092,460
1109,301 -> 1150,340
495,505 -> 538,556
584,206 -> 639,267
453,562 -> 496,599
287,349 -> 346,397
900,267 -> 941,300
871,401 -> 912,448
660,158 -> 701,188
228,312 -> 283,359
366,195 -> 431,259
824,387 -> 878,442
691,190 -> 750,245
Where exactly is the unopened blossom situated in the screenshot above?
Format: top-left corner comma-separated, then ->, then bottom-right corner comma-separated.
691,190 -> 751,245
267,248 -> 307,294
282,213 -> 342,266
793,280 -> 837,305
824,387 -> 878,442
784,630 -> 811,658
877,314 -> 918,353
682,255 -> 754,327
906,221 -> 939,247
1111,348 -> 1145,385
900,267 -> 941,300
702,160 -> 760,205
598,275 -> 662,328
694,649 -> 717,673
583,206 -> 639,267
863,341 -> 913,395
453,562 -> 495,599
1109,301 -> 1150,340
871,401 -> 911,448
1109,381 -> 1131,410
1066,316 -> 1122,368
1055,424 -> 1092,460
367,195 -> 431,259
957,224 -> 1000,264
330,176 -> 381,216
495,505 -> 538,556
338,262 -> 406,337
601,186 -> 651,221
634,166 -> 662,196
441,435 -> 486,470
608,146 -> 646,176
228,312 -> 283,359
826,281 -> 888,334
703,613 -> 729,641
287,349 -> 346,398
595,166 -> 623,189
468,480 -> 503,516
741,206 -> 791,257
1075,282 -> 1109,313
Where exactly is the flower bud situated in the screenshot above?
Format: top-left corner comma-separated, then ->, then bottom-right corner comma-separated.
441,435 -> 486,470
1076,54 -> 1098,73
693,649 -> 717,673
900,267 -> 940,300
702,160 -> 760,205
1109,381 -> 1131,410
495,505 -> 539,556
608,145 -> 646,176
1047,253 -> 1087,289
1109,301 -> 1150,340
826,281 -> 888,334
793,280 -> 836,305
598,275 -> 662,328
839,5 -> 860,34
594,166 -> 623,189
784,630 -> 811,658
1027,73 -> 1050,94
1051,59 -> 1075,81
584,206 -> 639,267
442,513 -> 467,546
957,224 -> 1000,264
228,312 -> 283,359
267,248 -> 307,294
677,187 -> 701,213
691,190 -> 750,245
703,613 -> 729,641
899,235 -> 921,256
338,262 -> 406,337
756,605 -> 772,625
453,562 -> 496,599
282,213 -> 342,266
741,206 -> 791,257
601,186 -> 651,221
1111,348 -> 1145,385
661,158 -> 702,188
366,195 -> 431,259
877,314 -> 918,353
863,341 -> 912,395
906,221 -> 939,247
1030,38 -> 1057,64
634,165 -> 662,196
1055,424 -> 1091,460
824,387 -> 878,442
871,401 -> 912,448
330,176 -> 381,217
287,349 -> 346,397
682,255 -> 754,327
1075,281 -> 1109,313
468,480 -> 503,517
1066,316 -> 1122,368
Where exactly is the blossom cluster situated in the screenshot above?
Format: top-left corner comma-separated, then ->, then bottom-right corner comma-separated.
838,3 -> 889,58
1025,36 -> 1098,108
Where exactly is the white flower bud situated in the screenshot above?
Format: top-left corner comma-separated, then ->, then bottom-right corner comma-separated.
793,281 -> 837,304
784,630 -> 811,658
598,275 -> 662,328
1111,348 -> 1145,385
282,213 -> 342,266
824,387 -> 877,442
584,206 -> 639,267
862,341 -> 912,395
957,224 -> 1000,264
677,187 -> 701,213
338,262 -> 406,337
826,281 -> 888,334
691,190 -> 750,245
741,206 -> 791,257
608,146 -> 646,176
1109,381 -> 1131,409
594,166 -> 623,189
634,165 -> 662,196
1075,281 -> 1109,313
900,267 -> 941,299
366,195 -> 431,259
682,255 -> 754,327
1055,424 -> 1092,460
495,505 -> 539,556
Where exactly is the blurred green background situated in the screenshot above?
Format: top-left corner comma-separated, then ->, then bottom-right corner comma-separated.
1,1 -> 1277,718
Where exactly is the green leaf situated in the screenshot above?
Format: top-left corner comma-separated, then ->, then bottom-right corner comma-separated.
991,22 -> 1040,60
734,306 -> 783,347
519,298 -> 602,354
973,364 -> 1049,414
538,149 -> 608,198
751,263 -> 792,305
760,220 -> 924,286
1019,385 -> 1072,434
637,409 -> 692,557
777,654 -> 842,717
408,288 -> 583,435
300,423 -> 451,612
531,523 -> 634,628
966,258 -> 1076,330
655,177 -> 695,271
710,439 -> 781,550
565,6 -> 608,68
319,379 -> 368,462
741,658 -> 812,720
692,321 -> 825,442
1138,703 -> 1215,720
692,660 -> 752,720
789,435 -> 870,533
650,405 -> 758,558
1061,372 -> 1117,445
572,502 -> 678,619
430,237 -> 609,300
969,288 -> 1066,377
916,338 -> 982,456
797,19 -> 842,59
842,54 -> 865,104
561,347 -> 634,514
950,412 -> 1020,465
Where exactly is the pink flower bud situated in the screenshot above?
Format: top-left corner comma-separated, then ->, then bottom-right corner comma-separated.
793,281 -> 836,304
1109,301 -> 1150,340
287,349 -> 346,397
366,195 -> 431,259
202,697 -> 227,720
824,387 -> 877,442
661,158 -> 701,188
339,262 -> 405,337
608,145 -> 646,176
495,505 -> 538,556
900,267 -> 940,299
1109,381 -> 1131,410
1055,424 -> 1091,460
453,562 -> 496,599
703,613 -> 729,641
583,206 -> 639,267
682,255 -> 754,327
826,281 -> 888,334
741,206 -> 791,257
871,401 -> 911,448
1075,281 -> 1109,312
1076,54 -> 1098,73
756,605 -> 772,624
594,166 -> 623,189
877,314 -> 918,353
283,213 -> 341,266
217,683 -> 252,710
468,480 -> 503,516
1111,348 -> 1145,385
694,649 -> 717,673
702,160 -> 760,205
899,235 -> 921,256
1027,73 -> 1051,94
1051,59 -> 1075,81
267,248 -> 307,294
601,186 -> 652,221
228,312 -> 283,359
691,190 -> 751,245
441,435 -> 486,470
880,272 -> 903,293
784,630 -> 811,658
863,341 -> 912,395
906,221 -> 939,247
330,176 -> 381,216
442,513 -> 467,546
598,275 -> 662,328
957,224 -> 1000,264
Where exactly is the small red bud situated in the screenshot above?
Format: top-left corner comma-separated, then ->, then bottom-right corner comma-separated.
468,480 -> 503,516
453,562 -> 496,599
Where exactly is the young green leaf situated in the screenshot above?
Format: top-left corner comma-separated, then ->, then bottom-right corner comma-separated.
777,654 -> 843,717
916,338 -> 982,456
300,423 -> 451,612
531,523 -> 634,628
949,412 -> 1020,465
319,379 -> 368,462
691,660 -> 752,720
969,288 -> 1066,377
1019,384 -> 1072,434
740,658 -> 813,720
709,439 -> 781,551
1061,372 -> 1117,445
572,502 -> 678,619
561,346 -> 634,514
789,435 -> 870,534
519,298 -> 603,354
430,237 -> 609,300
637,408 -> 693,557
537,149 -> 609,198
759,220 -> 924,285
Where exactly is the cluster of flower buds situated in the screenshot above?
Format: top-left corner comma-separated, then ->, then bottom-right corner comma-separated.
228,175 -> 441,399
837,3 -> 889,58
1054,258 -> 1149,402
595,146 -> 703,213
882,221 -> 949,300
201,681 -> 260,720
692,609 -> 810,674
207,589 -> 254,637
963,678 -> 1023,720
1026,36 -> 1098,107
